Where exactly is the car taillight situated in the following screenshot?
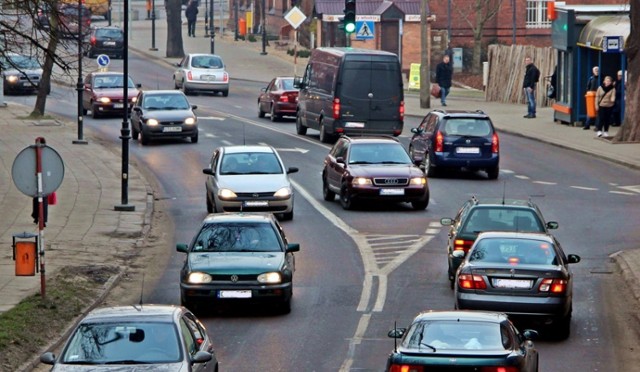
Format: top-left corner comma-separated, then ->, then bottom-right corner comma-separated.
223,72 -> 229,82
399,100 -> 404,120
389,364 -> 424,372
279,94 -> 289,102
435,130 -> 444,152
333,98 -> 340,120
480,367 -> 518,372
187,71 -> 193,80
492,132 -> 499,153
454,239 -> 473,253
90,36 -> 96,45
458,274 -> 487,289
539,278 -> 567,293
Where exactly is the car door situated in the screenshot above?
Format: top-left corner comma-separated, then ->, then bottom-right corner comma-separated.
325,138 -> 348,190
274,219 -> 295,271
205,149 -> 222,205
179,317 -> 208,372
409,114 -> 432,163
259,78 -> 276,113
130,91 -> 144,131
182,313 -> 215,371
174,55 -> 188,87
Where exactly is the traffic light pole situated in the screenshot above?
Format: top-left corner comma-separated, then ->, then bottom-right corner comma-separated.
343,0 -> 356,46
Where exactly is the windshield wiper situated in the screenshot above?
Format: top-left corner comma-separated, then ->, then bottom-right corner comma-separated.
104,360 -> 152,364
419,342 -> 437,352
62,360 -> 100,365
379,161 -> 408,164
349,161 -> 373,164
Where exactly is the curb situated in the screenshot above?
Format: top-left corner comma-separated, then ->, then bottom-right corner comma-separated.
610,250 -> 640,304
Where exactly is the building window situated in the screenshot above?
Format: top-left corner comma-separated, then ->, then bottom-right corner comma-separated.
526,0 -> 551,29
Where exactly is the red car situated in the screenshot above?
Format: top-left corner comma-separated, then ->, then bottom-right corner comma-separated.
82,72 -> 141,118
257,77 -> 298,122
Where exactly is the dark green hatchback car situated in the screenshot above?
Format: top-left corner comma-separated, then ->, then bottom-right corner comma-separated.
177,212 -> 300,313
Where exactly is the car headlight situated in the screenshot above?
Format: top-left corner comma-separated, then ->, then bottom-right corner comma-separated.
98,97 -> 111,103
131,96 -> 137,103
184,117 -> 196,125
257,272 -> 282,284
6,75 -> 19,83
273,187 -> 292,199
352,177 -> 372,186
187,272 -> 212,284
218,188 -> 237,200
146,118 -> 159,126
410,177 -> 427,185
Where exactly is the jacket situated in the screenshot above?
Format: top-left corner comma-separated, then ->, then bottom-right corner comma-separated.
523,64 -> 540,89
596,86 -> 615,108
435,61 -> 453,88
185,2 -> 199,21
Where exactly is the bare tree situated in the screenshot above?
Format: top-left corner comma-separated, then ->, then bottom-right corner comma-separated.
613,2 -> 638,143
455,0 -> 504,74
165,0 -> 184,58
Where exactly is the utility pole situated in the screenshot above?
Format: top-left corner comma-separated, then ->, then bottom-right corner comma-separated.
420,0 -> 435,109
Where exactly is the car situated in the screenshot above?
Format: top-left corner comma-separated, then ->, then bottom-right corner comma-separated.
322,136 -> 429,210
387,310 -> 539,371
130,90 -> 198,145
203,145 -> 298,220
257,76 -> 298,122
1,53 -> 45,95
173,53 -> 229,96
408,109 -> 500,179
441,196 -> 559,287
39,304 -> 219,371
85,25 -> 124,59
38,3 -> 92,36
177,212 -> 300,313
82,71 -> 141,118
454,231 -> 581,339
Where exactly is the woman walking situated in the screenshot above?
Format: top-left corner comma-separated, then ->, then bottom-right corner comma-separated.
595,76 -> 616,138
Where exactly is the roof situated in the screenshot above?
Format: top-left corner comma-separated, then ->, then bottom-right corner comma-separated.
222,145 -> 275,154
412,310 -> 507,323
315,47 -> 398,57
434,109 -> 490,118
471,198 -> 538,208
342,135 -> 400,143
81,305 -> 181,323
314,0 -> 422,16
203,212 -> 277,224
475,231 -> 554,242
577,15 -> 630,51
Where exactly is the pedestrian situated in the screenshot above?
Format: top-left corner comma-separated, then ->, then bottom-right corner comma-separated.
435,54 -> 453,106
595,75 -> 616,138
522,56 -> 540,119
612,70 -> 624,126
583,66 -> 599,130
185,0 -> 198,37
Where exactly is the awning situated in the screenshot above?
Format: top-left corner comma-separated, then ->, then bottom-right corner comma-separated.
577,15 -> 629,51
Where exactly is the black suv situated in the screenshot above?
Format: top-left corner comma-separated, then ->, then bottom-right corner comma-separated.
85,26 -> 125,59
441,196 -> 559,288
408,109 -> 500,179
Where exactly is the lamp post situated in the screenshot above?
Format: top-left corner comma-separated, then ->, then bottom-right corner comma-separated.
205,0 -> 209,36
150,0 -> 157,50
73,0 -> 88,145
115,0 -> 134,212
108,0 -> 112,26
260,0 -> 267,55
234,0 -> 238,41
210,0 -> 215,53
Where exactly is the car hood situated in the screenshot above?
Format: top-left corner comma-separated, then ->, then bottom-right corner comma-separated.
347,164 -> 424,178
50,362 -> 185,371
3,68 -> 43,76
93,88 -> 139,99
188,252 -> 285,273
217,174 -> 290,192
144,109 -> 195,120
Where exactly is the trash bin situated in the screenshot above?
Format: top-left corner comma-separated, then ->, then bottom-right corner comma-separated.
15,241 -> 36,276
239,18 -> 246,37
585,91 -> 597,118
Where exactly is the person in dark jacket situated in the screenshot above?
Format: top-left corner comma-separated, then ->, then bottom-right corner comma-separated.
185,0 -> 198,37
522,56 -> 540,119
435,55 -> 453,106
583,66 -> 599,130
612,70 -> 624,126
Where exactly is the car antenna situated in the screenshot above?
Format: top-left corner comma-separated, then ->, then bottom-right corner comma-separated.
243,123 -> 246,146
139,273 -> 145,307
393,321 -> 398,352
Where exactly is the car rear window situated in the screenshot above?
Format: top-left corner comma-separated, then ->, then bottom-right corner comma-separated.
442,118 -> 493,136
191,55 -> 224,69
461,208 -> 543,233
96,28 -> 123,38
340,60 -> 401,100
470,238 -> 558,265
401,320 -> 510,351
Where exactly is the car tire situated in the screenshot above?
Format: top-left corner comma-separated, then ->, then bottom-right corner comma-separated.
422,153 -> 438,177
131,124 -> 139,140
91,105 -> 100,119
191,132 -> 198,143
340,183 -> 354,210
181,80 -> 190,95
222,90 -> 229,97
411,198 -> 429,210
553,313 -> 571,340
258,101 -> 265,118
173,77 -> 179,90
270,104 -> 279,122
322,173 -> 335,201
206,193 -> 214,213
280,297 -> 291,314
140,130 -> 150,146
281,210 -> 294,221
487,166 -> 499,180
296,114 -> 307,135
319,121 -> 332,144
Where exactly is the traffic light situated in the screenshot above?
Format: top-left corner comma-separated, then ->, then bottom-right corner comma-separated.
344,0 -> 356,34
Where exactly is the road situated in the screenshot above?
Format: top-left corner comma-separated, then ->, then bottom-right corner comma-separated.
12,46 -> 640,371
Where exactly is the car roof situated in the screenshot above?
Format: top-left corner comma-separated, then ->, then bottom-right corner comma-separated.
431,109 -> 490,118
143,90 -> 185,95
341,136 -> 401,144
80,304 -> 182,323
188,53 -> 224,58
470,198 -> 539,209
412,310 -> 508,323
91,71 -> 125,76
476,231 -> 554,241
222,145 -> 276,154
202,212 -> 277,224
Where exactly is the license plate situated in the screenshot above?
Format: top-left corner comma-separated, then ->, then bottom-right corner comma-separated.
162,126 -> 182,132
218,290 -> 251,298
104,41 -> 116,46
201,75 -> 215,81
244,200 -> 268,207
345,122 -> 365,128
380,188 -> 405,196
113,103 -> 124,109
456,147 -> 480,154
493,279 -> 532,289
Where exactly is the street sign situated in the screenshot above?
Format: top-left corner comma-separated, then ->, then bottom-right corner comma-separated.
284,6 -> 306,30
97,54 -> 110,68
603,36 -> 623,53
355,21 -> 374,40
12,144 -> 65,197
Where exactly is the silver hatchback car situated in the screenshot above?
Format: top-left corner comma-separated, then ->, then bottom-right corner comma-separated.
173,53 -> 229,96
203,145 -> 298,220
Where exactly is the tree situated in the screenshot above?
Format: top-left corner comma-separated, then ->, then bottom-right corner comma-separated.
613,2 -> 638,143
165,0 -> 184,58
455,0 -> 504,74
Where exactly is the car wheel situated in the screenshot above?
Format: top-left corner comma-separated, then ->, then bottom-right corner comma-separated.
181,80 -> 190,95
296,114 -> 307,135
131,123 -> 139,140
487,166 -> 499,180
173,77 -> 179,90
340,183 -> 354,210
281,210 -> 294,221
91,105 -> 100,119
412,199 -> 429,210
140,130 -> 150,146
422,153 -> 438,177
258,101 -> 265,118
191,132 -> 198,143
270,104 -> 279,122
221,90 -> 229,97
181,294 -> 197,312
319,121 -> 332,144
552,313 -> 571,340
206,193 -> 213,213
322,173 -> 336,201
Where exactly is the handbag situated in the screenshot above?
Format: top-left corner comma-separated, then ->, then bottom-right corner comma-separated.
546,84 -> 555,99
431,83 -> 441,99
47,192 -> 57,205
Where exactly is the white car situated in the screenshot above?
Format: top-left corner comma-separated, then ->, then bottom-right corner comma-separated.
173,53 -> 229,96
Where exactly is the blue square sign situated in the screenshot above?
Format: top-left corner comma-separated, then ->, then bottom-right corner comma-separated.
355,21 -> 375,40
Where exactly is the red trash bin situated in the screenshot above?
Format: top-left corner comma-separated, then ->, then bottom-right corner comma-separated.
239,18 -> 246,37
15,241 -> 36,276
585,91 -> 596,118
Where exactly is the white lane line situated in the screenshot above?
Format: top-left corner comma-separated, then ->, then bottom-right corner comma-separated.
570,186 -> 599,191
204,133 -> 216,138
515,175 -> 530,179
198,116 -> 226,120
618,185 -> 640,194
425,228 -> 440,235
221,139 -> 234,146
501,169 -> 515,174
533,181 -> 557,185
609,190 -> 636,196
340,313 -> 372,372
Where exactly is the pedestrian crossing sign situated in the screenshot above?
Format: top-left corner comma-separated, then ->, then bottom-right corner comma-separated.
355,21 -> 374,40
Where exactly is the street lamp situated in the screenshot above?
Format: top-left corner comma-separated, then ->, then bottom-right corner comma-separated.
260,0 -> 267,55
73,0 -> 88,145
210,0 -> 215,53
150,0 -> 157,50
205,0 -> 209,36
234,0 -> 238,41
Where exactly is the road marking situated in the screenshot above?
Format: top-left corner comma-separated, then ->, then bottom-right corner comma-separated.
204,133 -> 216,138
257,142 -> 309,153
515,175 -> 530,179
340,313 -> 371,372
501,169 -> 515,174
570,186 -> 599,191
198,116 -> 226,120
618,185 -> 640,194
221,139 -> 233,146
532,181 -> 557,185
609,190 -> 635,196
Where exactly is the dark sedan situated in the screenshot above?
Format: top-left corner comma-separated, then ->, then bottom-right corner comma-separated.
85,26 -> 124,59
130,90 -> 198,145
387,310 -> 539,372
177,212 -> 299,313
322,136 -> 429,210
455,231 -> 581,339
258,76 -> 298,122
82,71 -> 140,118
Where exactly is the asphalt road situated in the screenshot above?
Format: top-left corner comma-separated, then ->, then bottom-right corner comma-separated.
14,48 -> 640,371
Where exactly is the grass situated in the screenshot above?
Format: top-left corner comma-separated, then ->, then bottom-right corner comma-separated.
0,265 -> 119,372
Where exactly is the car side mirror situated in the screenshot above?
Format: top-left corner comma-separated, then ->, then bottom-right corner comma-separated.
175,62 -> 181,67
176,243 -> 189,253
192,350 -> 213,364
440,217 -> 453,226
522,329 -> 539,341
567,254 -> 581,264
287,167 -> 299,174
411,127 -> 422,134
336,157 -> 345,164
452,250 -> 465,259
293,76 -> 304,89
192,105 -> 198,110
132,107 -> 141,112
40,352 -> 56,365
203,168 -> 215,176
261,87 -> 267,92
387,328 -> 406,338
546,221 -> 559,230
287,243 -> 300,253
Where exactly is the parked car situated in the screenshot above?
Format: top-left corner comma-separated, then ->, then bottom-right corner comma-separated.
85,26 -> 124,59
38,3 -> 92,36
40,304 -> 218,371
257,76 -> 298,121
1,53 -> 45,95
409,109 -> 500,179
177,212 -> 300,313
130,90 -> 198,145
441,196 -> 559,287
387,310 -> 539,371
82,71 -> 140,118
322,136 -> 429,210
203,145 -> 298,220
455,231 -> 581,339
173,53 -> 229,96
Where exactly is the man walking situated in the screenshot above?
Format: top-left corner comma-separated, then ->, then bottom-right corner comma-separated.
436,55 -> 453,106
523,56 -> 540,119
185,0 -> 198,37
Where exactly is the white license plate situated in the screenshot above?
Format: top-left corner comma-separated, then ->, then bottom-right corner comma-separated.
493,279 -> 532,289
345,122 -> 365,128
380,188 -> 405,196
104,41 -> 116,46
218,290 -> 251,298
113,103 -> 124,109
456,147 -> 480,154
244,200 -> 268,207
162,126 -> 182,132
201,75 -> 215,81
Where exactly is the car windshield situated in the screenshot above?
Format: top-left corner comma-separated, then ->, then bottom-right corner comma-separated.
220,152 -> 283,175
60,321 -> 182,364
2,55 -> 40,70
192,222 -> 282,252
348,143 -> 412,165
401,320 -> 510,351
143,94 -> 190,110
470,238 -> 558,265
461,208 -> 543,234
191,55 -> 224,69
93,75 -> 136,89
442,118 -> 492,136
